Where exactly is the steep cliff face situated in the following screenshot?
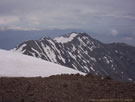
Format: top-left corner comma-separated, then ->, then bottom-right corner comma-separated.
13,32 -> 135,81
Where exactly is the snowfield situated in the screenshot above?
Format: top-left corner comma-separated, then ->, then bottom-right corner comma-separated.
0,49 -> 85,77
54,33 -> 78,43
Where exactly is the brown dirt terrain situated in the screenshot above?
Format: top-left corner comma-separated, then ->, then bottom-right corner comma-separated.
0,74 -> 135,102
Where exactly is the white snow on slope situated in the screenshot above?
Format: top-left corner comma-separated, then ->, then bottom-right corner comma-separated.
14,44 -> 27,53
54,33 -> 78,44
0,49 -> 85,77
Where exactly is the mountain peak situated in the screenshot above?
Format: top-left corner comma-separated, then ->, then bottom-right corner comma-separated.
13,32 -> 135,82
54,32 -> 78,44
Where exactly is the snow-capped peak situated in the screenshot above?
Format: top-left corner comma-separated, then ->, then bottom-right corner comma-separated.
12,32 -> 135,81
54,33 -> 78,44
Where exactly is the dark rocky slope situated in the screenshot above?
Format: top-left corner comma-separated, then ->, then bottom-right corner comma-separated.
0,74 -> 135,102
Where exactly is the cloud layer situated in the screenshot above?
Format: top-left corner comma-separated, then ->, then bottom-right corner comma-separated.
0,0 -> 135,46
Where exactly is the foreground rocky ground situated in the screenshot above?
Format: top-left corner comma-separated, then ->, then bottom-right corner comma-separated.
0,74 -> 135,102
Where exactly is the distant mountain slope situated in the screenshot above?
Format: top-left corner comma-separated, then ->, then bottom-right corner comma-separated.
0,49 -> 84,77
13,32 -> 135,81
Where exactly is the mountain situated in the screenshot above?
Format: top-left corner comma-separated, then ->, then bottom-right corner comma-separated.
13,32 -> 135,81
0,49 -> 84,77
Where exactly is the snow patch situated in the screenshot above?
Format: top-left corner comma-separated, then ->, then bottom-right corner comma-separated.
103,56 -> 110,64
41,43 -> 57,63
72,64 -> 78,70
90,57 -> 96,62
31,48 -> 41,57
83,66 -> 90,72
90,67 -> 95,71
15,44 -> 27,53
54,33 -> 78,44
128,78 -> 133,81
78,37 -> 86,46
115,50 -> 118,53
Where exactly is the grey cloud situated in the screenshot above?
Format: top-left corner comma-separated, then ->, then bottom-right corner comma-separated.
0,0 -> 135,46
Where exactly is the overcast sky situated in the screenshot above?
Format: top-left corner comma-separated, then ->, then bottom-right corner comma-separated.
0,0 -> 135,46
